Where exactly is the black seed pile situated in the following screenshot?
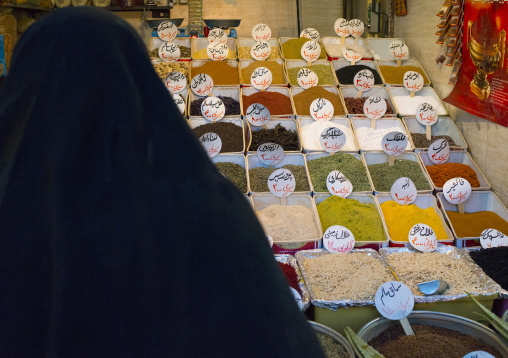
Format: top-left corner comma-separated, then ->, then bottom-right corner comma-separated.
192,122 -> 244,152
335,64 -> 383,85
469,247 -> 508,290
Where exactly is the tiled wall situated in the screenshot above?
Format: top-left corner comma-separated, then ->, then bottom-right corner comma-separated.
394,0 -> 508,205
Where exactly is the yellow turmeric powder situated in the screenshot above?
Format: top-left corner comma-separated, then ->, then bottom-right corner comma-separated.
380,201 -> 449,242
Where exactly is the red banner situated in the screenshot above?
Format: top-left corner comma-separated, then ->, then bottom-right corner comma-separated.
443,1 -> 508,127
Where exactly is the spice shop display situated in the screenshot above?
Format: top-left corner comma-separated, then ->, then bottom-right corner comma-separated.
190,95 -> 240,116
306,153 -> 372,193
191,61 -> 240,85
286,62 -> 337,86
292,86 -> 345,116
242,90 -> 293,116
240,60 -> 286,85
191,38 -> 237,60
281,37 -> 327,60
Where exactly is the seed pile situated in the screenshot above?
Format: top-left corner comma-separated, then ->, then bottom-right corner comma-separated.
335,64 -> 383,84
469,247 -> 508,290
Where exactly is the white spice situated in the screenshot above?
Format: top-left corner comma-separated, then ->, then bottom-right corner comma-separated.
300,121 -> 356,151
323,43 -> 369,58
256,204 -> 320,242
391,95 -> 447,115
355,126 -> 411,151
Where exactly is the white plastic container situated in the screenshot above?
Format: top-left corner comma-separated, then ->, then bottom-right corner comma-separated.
418,151 -> 491,191
403,117 -> 468,152
187,86 -> 240,119
339,86 -> 397,118
332,59 -> 383,86
351,117 -> 414,152
363,152 -> 433,194
376,193 -> 455,247
437,191 -> 508,247
211,154 -> 248,195
388,86 -> 448,117
188,117 -> 245,154
297,116 -> 359,153
246,153 -> 311,195
290,86 -> 347,117
284,60 -> 338,87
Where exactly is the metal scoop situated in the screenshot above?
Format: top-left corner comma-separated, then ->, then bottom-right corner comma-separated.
417,279 -> 449,295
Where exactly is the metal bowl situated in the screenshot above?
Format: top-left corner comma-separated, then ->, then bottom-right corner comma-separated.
357,311 -> 508,357
309,321 -> 355,358
203,19 -> 241,29
145,18 -> 184,29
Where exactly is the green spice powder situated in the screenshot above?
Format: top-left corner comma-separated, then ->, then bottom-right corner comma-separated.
367,160 -> 431,192
215,162 -> 247,193
287,65 -> 335,86
281,37 -> 327,59
307,153 -> 371,192
249,164 -> 310,192
317,196 -> 386,242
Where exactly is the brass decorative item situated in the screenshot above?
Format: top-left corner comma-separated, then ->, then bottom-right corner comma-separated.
467,20 -> 505,100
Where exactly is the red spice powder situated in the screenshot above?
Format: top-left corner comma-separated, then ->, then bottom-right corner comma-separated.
242,91 -> 293,115
277,262 -> 300,293
426,163 -> 480,188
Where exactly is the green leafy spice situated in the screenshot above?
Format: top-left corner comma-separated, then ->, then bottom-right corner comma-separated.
367,160 -> 431,192
215,162 -> 247,193
316,332 -> 350,358
287,65 -> 335,86
249,164 -> 310,192
307,153 -> 371,192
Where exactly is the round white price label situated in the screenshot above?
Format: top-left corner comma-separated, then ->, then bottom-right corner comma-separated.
354,69 -> 375,92
301,41 -> 321,62
190,73 -> 214,97
409,223 -> 438,252
404,71 -> 424,93
390,177 -> 417,205
300,28 -> 320,40
310,98 -> 334,122
250,67 -> 273,90
267,168 -> 296,197
323,225 -> 355,253
246,103 -> 270,126
157,21 -> 178,42
416,103 -> 438,126
289,287 -> 304,311
382,131 -> 408,156
158,42 -> 180,62
297,68 -> 319,89
348,19 -> 364,37
266,234 -> 273,248
208,28 -> 227,44
480,229 -> 508,248
389,40 -> 409,60
207,42 -> 228,61
172,94 -> 185,114
443,177 -> 472,205
327,171 -> 353,198
363,96 -> 387,119
375,281 -> 414,320
428,139 -> 450,165
252,24 -> 272,41
462,352 -> 496,358
250,41 -> 271,61
199,132 -> 222,158
165,71 -> 186,94
334,18 -> 350,37
319,127 -> 347,153
343,47 -> 362,64
257,142 -> 284,166
201,96 -> 225,122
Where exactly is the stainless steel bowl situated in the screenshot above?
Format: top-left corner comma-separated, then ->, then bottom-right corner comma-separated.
309,321 -> 355,358
357,311 -> 508,358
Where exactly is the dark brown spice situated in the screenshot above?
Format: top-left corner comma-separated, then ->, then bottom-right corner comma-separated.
190,96 -> 240,116
192,122 -> 243,152
410,133 -> 458,148
250,124 -> 299,151
344,97 -> 394,115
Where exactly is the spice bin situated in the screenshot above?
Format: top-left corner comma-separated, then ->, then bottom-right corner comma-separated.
279,37 -> 327,60
418,151 -> 491,191
190,37 -> 237,60
332,59 -> 384,86
357,311 -> 508,357
247,118 -> 301,153
376,193 -> 454,247
153,61 -> 191,81
376,59 -> 431,86
211,154 -> 248,195
188,86 -> 241,119
313,193 -> 390,249
308,321 -> 355,358
305,152 -> 374,195
252,194 -> 322,254
238,59 -> 287,86
365,37 -> 414,61
236,37 -> 281,59
284,60 -> 338,87
148,36 -> 192,61
437,191 -> 508,248
297,116 -> 359,153
246,153 -> 311,195
322,36 -> 373,61
290,86 -> 347,117
388,86 -> 448,117
241,86 -> 294,117
363,152 -> 433,194
403,117 -> 468,152
274,254 -> 311,310
339,86 -> 397,118
190,60 -> 240,86
188,117 -> 245,154
351,117 -> 414,152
